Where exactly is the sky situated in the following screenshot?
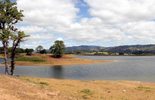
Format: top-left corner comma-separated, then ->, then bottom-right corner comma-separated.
10,0 -> 155,49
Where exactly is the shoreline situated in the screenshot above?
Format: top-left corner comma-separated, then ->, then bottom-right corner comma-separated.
0,54 -> 115,66
0,74 -> 155,100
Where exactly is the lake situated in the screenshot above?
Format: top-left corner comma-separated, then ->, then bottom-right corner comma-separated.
0,56 -> 155,82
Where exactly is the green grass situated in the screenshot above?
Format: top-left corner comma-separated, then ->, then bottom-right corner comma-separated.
15,56 -> 46,62
137,86 -> 151,89
145,90 -> 152,93
39,82 -> 49,85
80,89 -> 95,95
23,78 -> 36,84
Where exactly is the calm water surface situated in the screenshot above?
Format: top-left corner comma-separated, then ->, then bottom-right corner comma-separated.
0,56 -> 155,82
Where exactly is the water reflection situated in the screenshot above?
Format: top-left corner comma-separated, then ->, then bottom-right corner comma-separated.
50,65 -> 64,79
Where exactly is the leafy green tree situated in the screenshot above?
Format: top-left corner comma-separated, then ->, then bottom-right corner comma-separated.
10,31 -> 29,75
0,0 -> 24,74
36,45 -> 43,53
40,49 -> 47,54
25,48 -> 34,55
50,40 -> 65,58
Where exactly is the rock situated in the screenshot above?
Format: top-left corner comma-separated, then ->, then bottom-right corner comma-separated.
122,90 -> 126,93
107,90 -> 111,93
47,91 -> 61,97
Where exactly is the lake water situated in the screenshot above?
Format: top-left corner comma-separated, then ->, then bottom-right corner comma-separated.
0,56 -> 155,82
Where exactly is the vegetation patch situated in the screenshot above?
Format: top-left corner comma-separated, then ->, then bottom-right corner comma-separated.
145,90 -> 152,93
39,82 -> 49,85
23,78 -> 36,84
136,85 -> 152,91
15,56 -> 46,62
137,86 -> 151,89
80,80 -> 88,82
80,89 -> 95,95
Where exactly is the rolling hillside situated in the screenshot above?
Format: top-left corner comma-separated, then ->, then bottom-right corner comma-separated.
66,44 -> 155,54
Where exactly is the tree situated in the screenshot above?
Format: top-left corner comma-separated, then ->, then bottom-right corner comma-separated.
25,48 -> 34,55
36,45 -> 43,53
0,0 -> 24,74
50,40 -> 65,58
10,31 -> 29,75
40,49 -> 47,54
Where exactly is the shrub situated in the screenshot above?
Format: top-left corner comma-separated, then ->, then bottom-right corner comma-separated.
39,82 -> 48,85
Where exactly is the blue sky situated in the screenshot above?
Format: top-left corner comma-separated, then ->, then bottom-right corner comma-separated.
9,0 -> 155,49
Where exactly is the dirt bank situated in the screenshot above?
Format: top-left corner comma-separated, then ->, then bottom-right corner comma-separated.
0,75 -> 155,100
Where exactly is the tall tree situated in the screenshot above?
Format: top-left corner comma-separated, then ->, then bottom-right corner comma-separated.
50,40 -> 65,58
0,0 -> 24,74
10,31 -> 29,75
36,45 -> 43,53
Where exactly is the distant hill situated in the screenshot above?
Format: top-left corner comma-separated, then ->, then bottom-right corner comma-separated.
66,44 -> 155,54
106,44 -> 155,53
66,45 -> 104,52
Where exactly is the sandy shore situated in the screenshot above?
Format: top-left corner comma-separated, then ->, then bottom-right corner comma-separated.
0,75 -> 155,100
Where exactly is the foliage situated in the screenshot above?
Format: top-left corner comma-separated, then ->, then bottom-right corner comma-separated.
0,0 -> 24,75
50,40 -> 65,58
25,48 -> 34,55
40,49 -> 47,54
10,31 -> 29,75
36,45 -> 43,53
39,82 -> 48,85
80,89 -> 95,95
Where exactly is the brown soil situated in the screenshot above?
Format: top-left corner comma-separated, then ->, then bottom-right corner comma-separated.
0,75 -> 155,100
14,54 -> 114,66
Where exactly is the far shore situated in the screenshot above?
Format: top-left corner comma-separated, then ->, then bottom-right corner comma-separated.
0,54 -> 115,66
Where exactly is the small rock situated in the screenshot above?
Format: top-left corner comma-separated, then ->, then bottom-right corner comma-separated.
107,90 -> 111,93
122,90 -> 126,93
47,91 -> 61,97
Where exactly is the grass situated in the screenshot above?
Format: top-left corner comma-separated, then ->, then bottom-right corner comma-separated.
23,78 -> 36,84
15,56 -> 46,62
80,89 -> 95,95
145,90 -> 152,93
82,95 -> 90,99
39,82 -> 49,85
136,85 -> 153,92
137,86 -> 151,89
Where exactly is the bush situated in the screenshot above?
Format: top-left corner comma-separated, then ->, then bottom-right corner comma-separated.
39,82 -> 48,85
80,89 -> 95,95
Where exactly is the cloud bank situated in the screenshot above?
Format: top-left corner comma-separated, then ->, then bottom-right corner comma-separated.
16,0 -> 155,49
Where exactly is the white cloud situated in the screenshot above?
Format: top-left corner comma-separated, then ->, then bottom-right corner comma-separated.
18,26 -> 47,34
56,38 -> 63,41
16,0 -> 155,48
17,0 -> 79,26
28,33 -> 54,40
85,0 -> 155,23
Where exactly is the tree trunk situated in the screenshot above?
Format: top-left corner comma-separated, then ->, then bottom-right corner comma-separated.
10,40 -> 19,75
3,42 -> 9,75
10,48 -> 16,75
10,59 -> 15,75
